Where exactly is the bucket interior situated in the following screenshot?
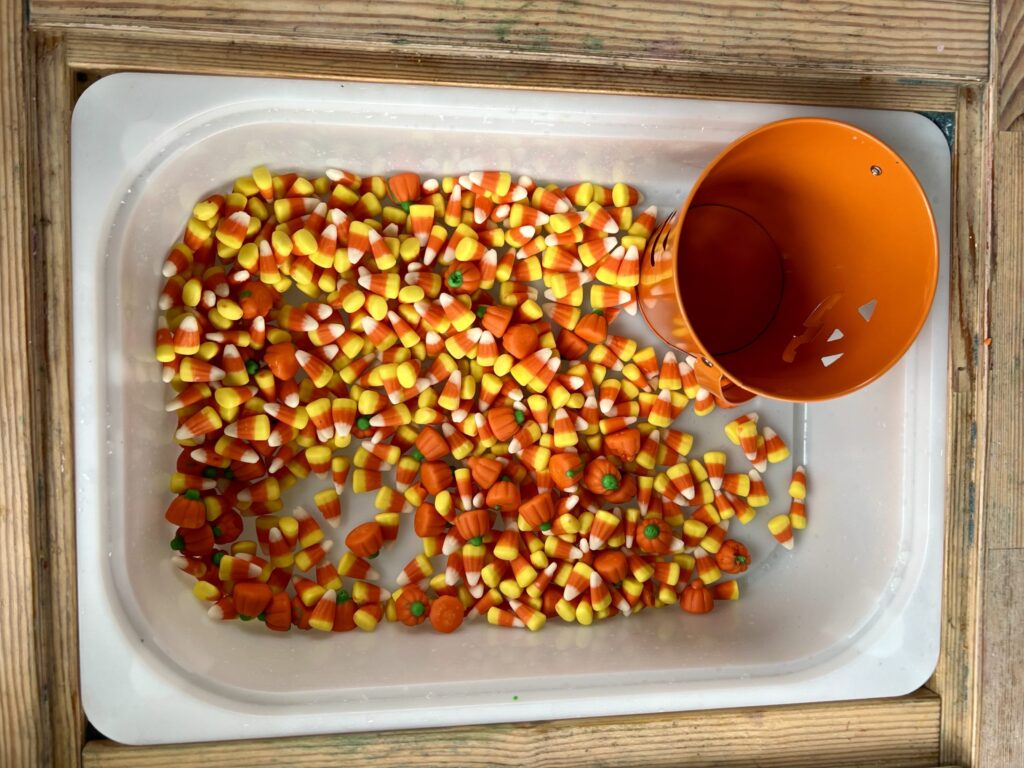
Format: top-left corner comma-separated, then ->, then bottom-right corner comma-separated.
677,120 -> 938,401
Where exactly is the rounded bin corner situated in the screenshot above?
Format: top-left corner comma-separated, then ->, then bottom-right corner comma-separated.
71,72 -> 136,135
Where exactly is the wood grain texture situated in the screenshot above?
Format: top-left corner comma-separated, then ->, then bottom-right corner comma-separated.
979,547 -> 1024,766
34,0 -> 990,82
32,31 -> 85,768
986,130 -> 1024,547
61,28 -> 960,112
997,0 -> 1024,129
0,1 -> 50,766
83,690 -> 940,768
931,84 -> 992,768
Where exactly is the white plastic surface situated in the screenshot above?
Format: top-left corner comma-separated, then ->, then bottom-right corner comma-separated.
72,74 -> 950,745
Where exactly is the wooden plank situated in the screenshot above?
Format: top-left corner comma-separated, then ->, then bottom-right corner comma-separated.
978,547 -> 1024,766
996,0 -> 1024,130
32,31 -> 85,768
0,0 -> 51,765
61,28 -> 960,113
83,690 -> 940,768
33,0 -> 990,82
930,84 -> 992,766
986,127 -> 1024,550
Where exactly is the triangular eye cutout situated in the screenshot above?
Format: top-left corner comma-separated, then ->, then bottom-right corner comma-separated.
827,329 -> 844,342
858,299 -> 878,322
821,353 -> 844,367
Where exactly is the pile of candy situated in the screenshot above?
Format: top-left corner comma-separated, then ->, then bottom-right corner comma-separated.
157,167 -> 808,634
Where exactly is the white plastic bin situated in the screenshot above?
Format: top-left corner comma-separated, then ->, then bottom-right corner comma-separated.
72,74 -> 950,745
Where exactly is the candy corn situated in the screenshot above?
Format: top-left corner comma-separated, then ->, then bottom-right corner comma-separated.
157,164 -> 798,638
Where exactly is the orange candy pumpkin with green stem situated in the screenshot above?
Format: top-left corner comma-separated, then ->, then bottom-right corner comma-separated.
170,524 -> 214,556
636,515 -> 673,555
165,489 -> 206,529
233,581 -> 273,620
454,508 -> 491,544
413,426 -> 449,461
584,457 -> 622,496
680,579 -> 715,614
395,586 -> 431,626
238,282 -> 276,319
486,406 -> 523,441
716,540 -> 751,574
345,521 -> 384,559
549,453 -> 583,490
444,262 -> 481,295
387,172 -> 421,211
486,476 -> 520,514
604,473 -> 637,504
518,492 -> 555,531
478,304 -> 513,337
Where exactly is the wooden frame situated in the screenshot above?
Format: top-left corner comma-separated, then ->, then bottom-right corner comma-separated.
2,1 -> 1018,765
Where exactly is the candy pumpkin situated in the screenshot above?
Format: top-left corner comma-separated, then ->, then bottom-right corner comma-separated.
345,521 -> 384,558
716,540 -> 751,574
574,311 -> 608,344
170,524 -> 214,556
467,455 -> 503,489
233,581 -> 273,619
477,304 -> 513,337
429,594 -> 465,633
502,324 -> 540,360
165,489 -> 206,529
238,282 -> 276,319
486,406 -> 524,442
444,262 -> 481,295
550,453 -> 583,490
414,502 -> 448,538
594,550 -> 628,585
421,460 -> 454,495
603,428 -> 641,463
387,172 -> 421,209
263,342 -> 299,380
395,586 -> 431,626
555,328 -> 589,361
679,579 -> 715,614
454,508 -> 491,545
604,473 -> 636,504
486,476 -> 520,513
211,509 -> 244,544
332,592 -> 357,632
413,427 -> 449,461
518,492 -> 555,531
635,516 -> 673,555
584,457 -> 621,496
263,591 -> 292,632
